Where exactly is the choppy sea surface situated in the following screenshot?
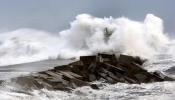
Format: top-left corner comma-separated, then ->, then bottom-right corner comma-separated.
0,50 -> 175,100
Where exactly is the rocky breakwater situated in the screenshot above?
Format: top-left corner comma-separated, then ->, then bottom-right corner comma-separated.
11,53 -> 175,91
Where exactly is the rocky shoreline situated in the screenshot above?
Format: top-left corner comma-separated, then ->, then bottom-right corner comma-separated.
10,53 -> 175,91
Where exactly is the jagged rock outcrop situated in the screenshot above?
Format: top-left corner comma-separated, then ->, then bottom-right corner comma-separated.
11,53 -> 174,91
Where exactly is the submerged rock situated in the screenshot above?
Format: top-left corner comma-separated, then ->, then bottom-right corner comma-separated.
9,53 -> 175,91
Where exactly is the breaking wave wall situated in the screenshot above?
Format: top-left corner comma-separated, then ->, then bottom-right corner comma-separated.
0,14 -> 170,66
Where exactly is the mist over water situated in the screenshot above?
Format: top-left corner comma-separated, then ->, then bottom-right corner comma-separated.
0,14 -> 170,66
0,29 -> 62,66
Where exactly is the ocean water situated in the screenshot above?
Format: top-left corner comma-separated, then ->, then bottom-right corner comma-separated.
0,14 -> 175,100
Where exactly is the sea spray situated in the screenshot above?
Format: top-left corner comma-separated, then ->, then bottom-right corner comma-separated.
0,29 -> 62,66
0,14 -> 169,66
58,14 -> 169,58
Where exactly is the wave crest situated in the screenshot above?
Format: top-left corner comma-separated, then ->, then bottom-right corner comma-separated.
0,14 -> 169,65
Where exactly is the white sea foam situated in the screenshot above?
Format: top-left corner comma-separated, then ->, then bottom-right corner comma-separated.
1,81 -> 175,100
58,14 -> 169,59
0,14 -> 170,66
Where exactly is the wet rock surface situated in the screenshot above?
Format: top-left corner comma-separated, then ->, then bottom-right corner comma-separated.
10,53 -> 175,91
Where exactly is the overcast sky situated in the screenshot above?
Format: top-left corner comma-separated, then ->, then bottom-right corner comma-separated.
0,0 -> 175,35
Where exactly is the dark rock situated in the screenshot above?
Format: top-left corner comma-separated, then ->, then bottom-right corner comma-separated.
89,74 -> 96,81
7,53 -> 174,91
88,62 -> 96,73
12,76 -> 43,90
73,78 -> 89,86
80,55 -> 96,66
134,73 -> 148,83
103,63 -> 126,74
123,76 -> 138,84
90,84 -> 99,90
119,54 -> 145,65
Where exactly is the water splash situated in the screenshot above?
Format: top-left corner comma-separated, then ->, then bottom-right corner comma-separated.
0,14 -> 170,66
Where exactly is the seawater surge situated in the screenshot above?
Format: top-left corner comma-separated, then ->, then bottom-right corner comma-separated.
0,14 -> 170,66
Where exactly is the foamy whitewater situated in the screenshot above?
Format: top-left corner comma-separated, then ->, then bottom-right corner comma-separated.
0,14 -> 169,66
1,14 -> 175,100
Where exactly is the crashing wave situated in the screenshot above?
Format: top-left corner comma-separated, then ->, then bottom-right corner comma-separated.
0,14 -> 170,66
